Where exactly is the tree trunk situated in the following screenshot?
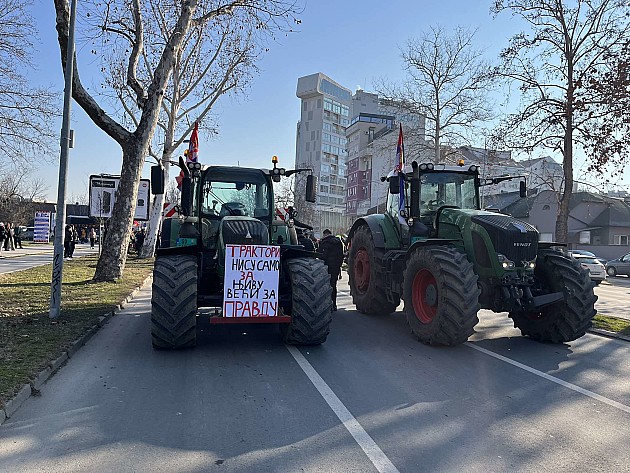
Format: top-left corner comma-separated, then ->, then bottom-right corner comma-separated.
555,123 -> 574,245
140,160 -> 170,258
94,142 -> 145,280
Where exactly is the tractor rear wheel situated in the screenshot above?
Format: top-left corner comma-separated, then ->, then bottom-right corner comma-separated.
403,246 -> 480,346
281,258 -> 333,345
151,254 -> 198,349
510,249 -> 596,342
348,225 -> 400,314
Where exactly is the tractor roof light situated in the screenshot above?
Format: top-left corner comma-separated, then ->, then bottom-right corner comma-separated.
272,155 -> 278,165
468,165 -> 479,172
419,163 -> 428,171
457,159 -> 465,166
427,163 -> 434,170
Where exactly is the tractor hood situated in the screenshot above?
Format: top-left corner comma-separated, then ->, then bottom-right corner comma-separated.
437,208 -> 539,268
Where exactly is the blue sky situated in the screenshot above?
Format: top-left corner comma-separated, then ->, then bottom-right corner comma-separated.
28,0 -> 625,201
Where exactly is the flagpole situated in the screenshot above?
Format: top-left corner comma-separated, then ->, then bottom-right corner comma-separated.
50,0 -> 77,319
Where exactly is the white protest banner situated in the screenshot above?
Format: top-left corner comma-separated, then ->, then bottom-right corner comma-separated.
34,211 -> 51,243
223,244 -> 280,317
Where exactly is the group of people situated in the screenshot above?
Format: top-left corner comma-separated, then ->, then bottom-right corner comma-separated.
0,222 -> 24,252
63,225 -> 98,258
288,207 -> 346,312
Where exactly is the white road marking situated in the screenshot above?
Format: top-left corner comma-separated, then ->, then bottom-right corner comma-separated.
466,342 -> 630,414
286,345 -> 400,473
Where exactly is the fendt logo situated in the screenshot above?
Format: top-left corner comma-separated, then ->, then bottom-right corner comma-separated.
514,242 -> 532,247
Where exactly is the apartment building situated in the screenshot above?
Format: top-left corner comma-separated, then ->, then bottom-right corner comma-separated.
295,73 -> 352,234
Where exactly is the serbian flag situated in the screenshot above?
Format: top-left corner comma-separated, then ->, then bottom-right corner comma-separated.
394,124 -> 406,225
176,122 -> 199,190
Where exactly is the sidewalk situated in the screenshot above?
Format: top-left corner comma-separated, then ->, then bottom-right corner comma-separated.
0,243 -> 55,259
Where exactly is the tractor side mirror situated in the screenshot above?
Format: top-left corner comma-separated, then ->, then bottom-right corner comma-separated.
389,175 -> 400,194
519,180 -> 527,198
181,177 -> 192,216
306,174 -> 317,203
151,165 -> 165,195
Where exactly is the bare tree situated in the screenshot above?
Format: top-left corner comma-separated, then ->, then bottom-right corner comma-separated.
54,0 -> 301,280
0,0 -> 58,166
491,0 -> 630,243
96,5 -> 266,258
376,26 -> 495,163
0,166 -> 49,224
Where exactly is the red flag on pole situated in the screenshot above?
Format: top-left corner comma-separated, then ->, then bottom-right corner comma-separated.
176,122 -> 199,190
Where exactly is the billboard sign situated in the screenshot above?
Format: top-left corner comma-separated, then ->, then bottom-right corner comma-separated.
89,175 -> 151,220
34,211 -> 51,243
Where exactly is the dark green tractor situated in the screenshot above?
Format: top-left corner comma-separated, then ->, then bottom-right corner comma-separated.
149,156 -> 332,349
348,161 -> 596,346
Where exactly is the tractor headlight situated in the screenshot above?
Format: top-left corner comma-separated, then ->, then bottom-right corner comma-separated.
419,163 -> 427,171
527,261 -> 536,269
497,253 -> 515,269
427,163 -> 434,170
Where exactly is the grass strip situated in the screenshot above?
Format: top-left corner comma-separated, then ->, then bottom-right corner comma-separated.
592,314 -> 630,336
0,255 -> 153,406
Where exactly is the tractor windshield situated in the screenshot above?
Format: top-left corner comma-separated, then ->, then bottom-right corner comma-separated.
200,172 -> 271,220
419,172 -> 478,215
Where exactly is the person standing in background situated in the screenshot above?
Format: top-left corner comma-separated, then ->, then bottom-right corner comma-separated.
3,223 -> 15,251
89,227 -> 96,249
317,229 -> 345,311
0,222 -> 5,253
13,224 -> 24,249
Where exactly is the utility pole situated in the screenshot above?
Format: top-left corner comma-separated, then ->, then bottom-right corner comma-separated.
50,0 -> 77,319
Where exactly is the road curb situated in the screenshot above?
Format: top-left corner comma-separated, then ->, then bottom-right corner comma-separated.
3,385 -> 31,419
588,327 -> 630,342
0,274 -> 153,425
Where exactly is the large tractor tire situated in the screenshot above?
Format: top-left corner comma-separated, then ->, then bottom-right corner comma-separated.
403,246 -> 480,346
151,254 -> 198,349
281,258 -> 333,345
348,225 -> 400,314
510,249 -> 596,343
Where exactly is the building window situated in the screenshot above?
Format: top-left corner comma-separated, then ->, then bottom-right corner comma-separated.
614,235 -> 629,245
579,231 -> 591,244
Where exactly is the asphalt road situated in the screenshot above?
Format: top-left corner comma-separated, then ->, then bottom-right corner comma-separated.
595,276 -> 630,320
1,276 -> 628,472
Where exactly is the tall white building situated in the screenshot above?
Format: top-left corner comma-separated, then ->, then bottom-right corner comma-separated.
295,73 -> 352,234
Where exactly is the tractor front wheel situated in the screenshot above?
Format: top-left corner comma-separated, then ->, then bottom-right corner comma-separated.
510,250 -> 596,342
151,255 -> 198,349
281,258 -> 333,345
403,246 -> 480,346
348,225 -> 400,314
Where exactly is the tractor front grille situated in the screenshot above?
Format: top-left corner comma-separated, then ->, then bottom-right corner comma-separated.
471,214 -> 538,265
220,219 -> 269,246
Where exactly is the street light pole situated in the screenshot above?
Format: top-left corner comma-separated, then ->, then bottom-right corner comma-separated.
50,0 -> 77,319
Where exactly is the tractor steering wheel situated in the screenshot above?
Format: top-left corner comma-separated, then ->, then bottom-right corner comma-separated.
428,199 -> 446,211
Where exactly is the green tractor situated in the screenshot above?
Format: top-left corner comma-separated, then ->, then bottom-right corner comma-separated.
149,156 -> 332,349
348,161 -> 597,346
